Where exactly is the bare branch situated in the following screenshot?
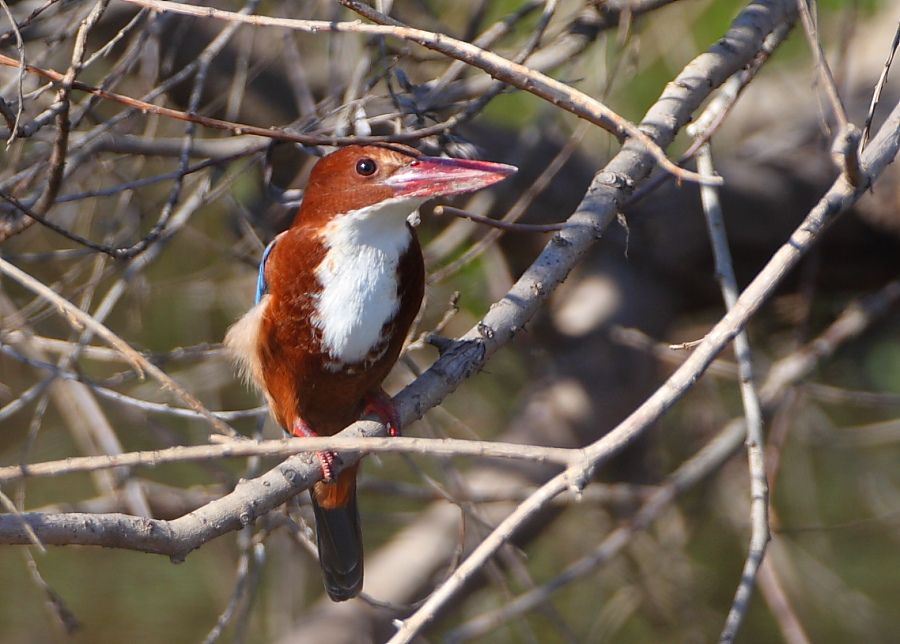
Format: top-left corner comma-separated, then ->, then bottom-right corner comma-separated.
445,419 -> 747,642
4,0 -> 801,587
388,73 -> 900,644
691,143 -> 769,644
0,436 -> 577,484
0,256 -> 239,438
794,0 -> 862,185
433,206 -> 569,234
862,22 -> 899,149
1,2 -> 895,639
117,0 -> 718,186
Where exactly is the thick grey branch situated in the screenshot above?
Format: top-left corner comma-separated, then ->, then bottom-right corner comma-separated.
389,84 -> 900,644
0,421 -> 381,558
0,0 -> 801,560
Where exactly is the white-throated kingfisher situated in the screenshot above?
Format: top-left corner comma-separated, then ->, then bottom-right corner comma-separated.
226,144 -> 516,601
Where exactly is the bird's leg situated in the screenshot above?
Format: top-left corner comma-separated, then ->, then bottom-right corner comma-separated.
291,418 -> 339,483
362,389 -> 401,437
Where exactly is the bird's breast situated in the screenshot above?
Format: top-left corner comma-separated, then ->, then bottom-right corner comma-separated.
311,209 -> 414,370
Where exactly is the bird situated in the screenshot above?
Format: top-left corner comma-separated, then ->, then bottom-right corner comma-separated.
226,143 -> 516,601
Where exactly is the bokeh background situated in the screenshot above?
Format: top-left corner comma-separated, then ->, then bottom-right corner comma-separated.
1,1 -> 899,642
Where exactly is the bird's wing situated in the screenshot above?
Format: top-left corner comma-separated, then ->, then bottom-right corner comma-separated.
255,236 -> 279,305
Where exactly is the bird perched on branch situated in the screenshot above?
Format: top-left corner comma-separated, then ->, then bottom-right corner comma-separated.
226,143 -> 515,601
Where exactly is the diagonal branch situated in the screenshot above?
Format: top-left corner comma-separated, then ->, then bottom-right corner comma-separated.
119,0 -> 717,185
0,257 -> 238,438
387,83 -> 900,644
1,0 -> 798,559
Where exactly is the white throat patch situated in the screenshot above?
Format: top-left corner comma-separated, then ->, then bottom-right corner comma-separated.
312,196 -> 423,368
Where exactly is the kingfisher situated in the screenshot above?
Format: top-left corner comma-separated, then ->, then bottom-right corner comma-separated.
226,143 -> 515,601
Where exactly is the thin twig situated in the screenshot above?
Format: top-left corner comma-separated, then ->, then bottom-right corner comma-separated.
628,20 -> 793,207
404,0 -> 559,147
795,0 -> 850,133
117,0 -> 261,259
433,206 -> 571,234
795,0 -> 862,186
20,548 -> 80,635
0,436 -> 578,483
32,1 -> 110,215
757,557 -> 813,644
92,387 -> 266,422
428,122 -> 588,280
0,257 -> 145,374
117,0 -> 718,186
0,257 -> 239,438
0,377 -> 53,424
0,0 -> 25,145
202,528 -> 255,644
690,143 -> 770,644
0,53 -> 419,147
444,264 -> 900,637
387,82 -> 899,644
861,21 -> 899,149
420,0 -> 545,108
0,484 -> 45,552
0,190 -> 137,258
445,420 -> 747,642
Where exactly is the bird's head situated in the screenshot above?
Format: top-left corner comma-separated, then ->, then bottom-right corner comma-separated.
294,144 -> 516,226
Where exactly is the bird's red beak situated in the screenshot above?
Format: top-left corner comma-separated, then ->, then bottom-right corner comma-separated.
385,155 -> 517,199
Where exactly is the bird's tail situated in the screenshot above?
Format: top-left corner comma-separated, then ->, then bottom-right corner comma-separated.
310,466 -> 364,601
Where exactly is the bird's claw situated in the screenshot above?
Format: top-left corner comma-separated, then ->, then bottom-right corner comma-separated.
363,390 -> 401,437
316,449 -> 339,483
292,419 -> 340,483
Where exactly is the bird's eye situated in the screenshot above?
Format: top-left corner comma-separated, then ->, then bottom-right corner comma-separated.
355,158 -> 377,176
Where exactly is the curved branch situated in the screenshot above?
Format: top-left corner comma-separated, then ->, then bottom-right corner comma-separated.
0,0 -> 800,561
388,91 -> 900,643
118,0 -> 716,185
0,423 -> 375,558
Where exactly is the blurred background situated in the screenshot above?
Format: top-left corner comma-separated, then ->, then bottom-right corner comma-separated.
1,0 -> 899,642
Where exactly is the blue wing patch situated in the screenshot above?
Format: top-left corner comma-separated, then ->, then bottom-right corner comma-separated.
255,238 -> 278,305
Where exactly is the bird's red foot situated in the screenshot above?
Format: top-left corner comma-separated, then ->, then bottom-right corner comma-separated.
292,419 -> 339,482
363,389 -> 401,437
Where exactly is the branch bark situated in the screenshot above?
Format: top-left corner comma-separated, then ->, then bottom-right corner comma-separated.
388,85 -> 900,644
0,0 -> 805,562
